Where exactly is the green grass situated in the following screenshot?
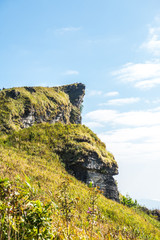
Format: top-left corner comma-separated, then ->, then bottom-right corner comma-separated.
5,122 -> 117,169
0,123 -> 160,239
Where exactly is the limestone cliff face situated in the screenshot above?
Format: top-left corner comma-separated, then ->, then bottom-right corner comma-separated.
0,83 -> 119,201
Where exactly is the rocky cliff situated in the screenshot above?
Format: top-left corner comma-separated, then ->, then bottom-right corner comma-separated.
0,83 -> 119,201
0,83 -> 85,133
68,152 -> 119,201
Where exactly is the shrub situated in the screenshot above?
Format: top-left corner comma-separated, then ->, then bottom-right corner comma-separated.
0,177 -> 54,240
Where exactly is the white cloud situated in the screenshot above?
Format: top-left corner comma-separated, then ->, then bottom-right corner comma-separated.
56,27 -> 81,35
99,126 -> 160,143
98,125 -> 160,166
87,90 -> 119,97
104,91 -> 119,97
85,109 -> 118,123
141,27 -> 160,56
87,90 -> 102,96
116,111 -> 160,126
85,108 -> 160,127
135,77 -> 160,89
100,97 -> 140,106
63,70 -> 79,75
83,121 -> 104,128
112,61 -> 160,89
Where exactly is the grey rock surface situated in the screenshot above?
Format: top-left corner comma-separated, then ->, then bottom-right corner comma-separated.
65,152 -> 119,201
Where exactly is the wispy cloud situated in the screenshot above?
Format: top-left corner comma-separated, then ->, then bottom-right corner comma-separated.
55,27 -> 81,35
99,126 -> 160,144
99,126 -> 160,164
104,91 -> 119,97
112,61 -> 160,89
87,90 -> 119,97
85,108 -> 160,127
135,77 -> 160,89
141,27 -> 160,56
63,70 -> 79,75
85,109 -> 117,124
100,97 -> 140,106
112,20 -> 160,90
87,90 -> 102,96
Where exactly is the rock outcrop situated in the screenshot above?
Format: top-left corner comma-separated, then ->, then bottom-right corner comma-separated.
0,83 -> 119,201
59,83 -> 85,124
67,152 -> 119,201
0,83 -> 85,133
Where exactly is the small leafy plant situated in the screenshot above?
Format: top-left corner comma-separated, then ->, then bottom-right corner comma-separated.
120,194 -> 138,208
0,177 -> 54,240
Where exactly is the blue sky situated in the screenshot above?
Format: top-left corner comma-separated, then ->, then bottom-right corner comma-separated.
1,0 -> 160,201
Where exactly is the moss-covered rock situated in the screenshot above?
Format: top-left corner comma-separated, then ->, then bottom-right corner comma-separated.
0,83 -> 85,133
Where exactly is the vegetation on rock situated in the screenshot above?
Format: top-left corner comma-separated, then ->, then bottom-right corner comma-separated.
0,123 -> 160,239
0,84 -> 85,134
4,122 -> 117,169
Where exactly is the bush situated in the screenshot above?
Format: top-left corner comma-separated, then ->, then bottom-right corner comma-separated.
120,194 -> 138,208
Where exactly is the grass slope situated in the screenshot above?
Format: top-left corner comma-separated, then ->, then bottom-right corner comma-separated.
5,122 -> 117,168
0,123 -> 160,239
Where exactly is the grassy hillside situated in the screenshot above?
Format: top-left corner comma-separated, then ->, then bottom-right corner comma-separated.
0,123 -> 160,239
4,122 -> 117,168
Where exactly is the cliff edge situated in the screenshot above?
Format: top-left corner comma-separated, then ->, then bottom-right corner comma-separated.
0,83 -> 119,201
